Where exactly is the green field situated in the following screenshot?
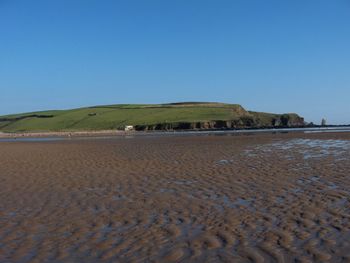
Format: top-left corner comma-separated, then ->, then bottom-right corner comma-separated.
0,102 -> 304,132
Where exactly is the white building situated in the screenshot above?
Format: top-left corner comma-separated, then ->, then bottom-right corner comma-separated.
124,125 -> 134,131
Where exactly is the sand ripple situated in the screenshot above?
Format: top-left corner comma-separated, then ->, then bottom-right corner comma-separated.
0,133 -> 350,262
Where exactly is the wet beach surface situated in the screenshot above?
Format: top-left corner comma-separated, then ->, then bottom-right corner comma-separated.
0,132 -> 350,262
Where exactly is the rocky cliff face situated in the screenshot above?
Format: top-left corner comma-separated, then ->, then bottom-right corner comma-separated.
134,114 -> 305,131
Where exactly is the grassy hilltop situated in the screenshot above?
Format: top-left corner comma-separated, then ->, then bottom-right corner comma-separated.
0,102 -> 304,132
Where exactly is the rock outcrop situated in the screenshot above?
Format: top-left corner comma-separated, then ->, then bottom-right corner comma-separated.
134,114 -> 305,131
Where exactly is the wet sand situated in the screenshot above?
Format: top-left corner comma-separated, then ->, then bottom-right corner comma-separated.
0,132 -> 350,262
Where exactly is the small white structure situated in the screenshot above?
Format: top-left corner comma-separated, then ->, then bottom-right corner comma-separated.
124,125 -> 134,131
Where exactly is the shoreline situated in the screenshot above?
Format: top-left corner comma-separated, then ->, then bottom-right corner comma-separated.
0,130 -> 125,138
1,126 -> 350,139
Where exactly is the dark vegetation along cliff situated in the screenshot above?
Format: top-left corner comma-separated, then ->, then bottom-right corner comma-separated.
0,102 -> 305,132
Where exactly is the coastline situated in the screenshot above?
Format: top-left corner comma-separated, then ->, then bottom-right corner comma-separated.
0,130 -> 125,138
1,126 -> 350,139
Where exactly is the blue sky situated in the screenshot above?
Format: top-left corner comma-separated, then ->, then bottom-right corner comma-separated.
1,0 -> 349,124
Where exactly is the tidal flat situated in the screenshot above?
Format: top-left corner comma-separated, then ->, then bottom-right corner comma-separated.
0,132 -> 349,262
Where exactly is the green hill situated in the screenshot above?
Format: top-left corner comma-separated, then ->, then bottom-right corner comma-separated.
0,102 -> 305,132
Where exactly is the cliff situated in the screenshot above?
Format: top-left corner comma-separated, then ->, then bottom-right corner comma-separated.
134,112 -> 305,131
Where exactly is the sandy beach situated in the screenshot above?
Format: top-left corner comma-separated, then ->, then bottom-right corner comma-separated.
0,132 -> 350,262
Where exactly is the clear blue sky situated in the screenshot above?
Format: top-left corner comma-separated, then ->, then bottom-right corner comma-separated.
1,0 -> 349,124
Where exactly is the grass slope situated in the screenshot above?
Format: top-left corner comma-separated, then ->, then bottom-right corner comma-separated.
0,103 -> 301,132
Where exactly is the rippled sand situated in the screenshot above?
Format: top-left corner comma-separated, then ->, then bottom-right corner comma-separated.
1,132 -> 350,262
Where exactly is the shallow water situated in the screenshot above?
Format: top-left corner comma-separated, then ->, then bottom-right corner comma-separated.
250,138 -> 350,161
1,126 -> 350,142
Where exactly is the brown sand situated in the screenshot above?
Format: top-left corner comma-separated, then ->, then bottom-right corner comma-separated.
0,132 -> 350,262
